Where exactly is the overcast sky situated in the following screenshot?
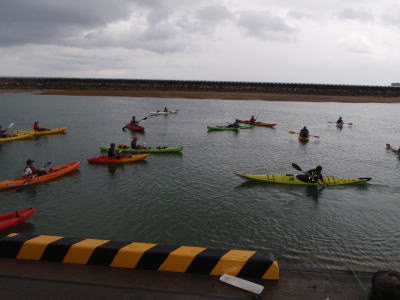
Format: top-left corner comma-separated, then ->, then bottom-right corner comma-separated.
1,0 -> 399,85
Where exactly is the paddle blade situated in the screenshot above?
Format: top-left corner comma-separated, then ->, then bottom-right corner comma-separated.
313,135 -> 320,138
347,123 -> 353,125
288,131 -> 298,134
7,122 -> 15,129
292,163 -> 302,172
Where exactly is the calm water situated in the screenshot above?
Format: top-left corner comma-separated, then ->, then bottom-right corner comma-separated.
1,93 -> 399,272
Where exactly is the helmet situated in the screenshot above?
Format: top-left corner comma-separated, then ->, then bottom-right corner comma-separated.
133,137 -> 138,141
303,126 -> 307,129
316,165 -> 322,171
110,143 -> 115,147
26,159 -> 35,164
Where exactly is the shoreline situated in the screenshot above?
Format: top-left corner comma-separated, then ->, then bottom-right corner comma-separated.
2,88 -> 400,103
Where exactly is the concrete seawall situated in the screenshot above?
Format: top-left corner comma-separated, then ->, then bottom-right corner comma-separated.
1,77 -> 400,97
0,233 -> 279,280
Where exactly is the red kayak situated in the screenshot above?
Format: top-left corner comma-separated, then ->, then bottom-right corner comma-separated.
87,154 -> 150,164
124,123 -> 145,132
0,208 -> 35,232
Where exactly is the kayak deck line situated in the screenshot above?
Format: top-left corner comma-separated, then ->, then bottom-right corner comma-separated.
0,233 -> 279,280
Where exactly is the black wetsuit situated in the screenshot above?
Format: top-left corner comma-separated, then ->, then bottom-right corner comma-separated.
108,147 -> 116,158
300,128 -> 309,138
297,168 -> 323,183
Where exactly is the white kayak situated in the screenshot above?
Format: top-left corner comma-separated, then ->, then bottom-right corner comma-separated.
149,110 -> 179,115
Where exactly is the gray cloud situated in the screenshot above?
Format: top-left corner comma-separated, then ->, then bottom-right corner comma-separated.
237,10 -> 296,41
334,7 -> 374,22
0,0 -> 136,46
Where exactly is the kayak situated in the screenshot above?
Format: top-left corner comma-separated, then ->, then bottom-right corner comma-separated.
0,131 -> 33,143
87,154 -> 150,164
299,136 -> 310,142
124,123 -> 145,132
207,125 -> 254,131
11,127 -> 68,136
0,161 -> 81,190
0,208 -> 35,232
236,173 -> 371,186
100,145 -> 183,153
235,119 -> 277,127
149,110 -> 179,115
386,144 -> 400,156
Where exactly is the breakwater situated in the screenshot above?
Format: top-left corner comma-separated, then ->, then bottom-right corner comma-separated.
1,77 -> 400,97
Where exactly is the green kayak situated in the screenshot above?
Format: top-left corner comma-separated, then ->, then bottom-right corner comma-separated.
207,125 -> 253,131
100,145 -> 183,153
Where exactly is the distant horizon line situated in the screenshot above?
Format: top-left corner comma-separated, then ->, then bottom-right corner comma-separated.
0,75 -> 394,88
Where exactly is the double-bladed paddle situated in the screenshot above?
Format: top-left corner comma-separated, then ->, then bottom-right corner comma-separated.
288,131 -> 320,138
327,121 -> 352,125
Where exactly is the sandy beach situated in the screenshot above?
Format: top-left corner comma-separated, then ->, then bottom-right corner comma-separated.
2,88 -> 400,103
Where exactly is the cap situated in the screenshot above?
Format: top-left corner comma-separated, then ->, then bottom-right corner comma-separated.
26,159 -> 35,164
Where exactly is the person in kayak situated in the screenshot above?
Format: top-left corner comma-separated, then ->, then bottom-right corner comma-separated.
131,137 -> 145,149
300,126 -> 309,138
24,159 -> 46,177
24,159 -> 36,177
227,120 -> 240,128
130,116 -> 139,126
164,106 -> 168,112
0,125 -> 11,138
336,117 -> 344,126
297,166 -> 323,183
33,120 -> 49,131
108,143 -> 122,158
249,115 -> 256,125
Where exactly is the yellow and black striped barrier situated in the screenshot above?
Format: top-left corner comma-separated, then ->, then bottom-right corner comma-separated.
0,233 -> 279,280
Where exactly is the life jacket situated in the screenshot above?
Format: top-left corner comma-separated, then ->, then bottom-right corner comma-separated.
34,123 -> 40,130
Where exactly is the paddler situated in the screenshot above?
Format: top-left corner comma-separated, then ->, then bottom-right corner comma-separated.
336,117 -> 344,126
24,159 -> 36,177
0,125 -> 11,138
108,143 -> 122,158
228,120 -> 240,128
130,116 -> 139,126
249,115 -> 256,125
130,136 -> 145,149
300,126 -> 309,138
33,120 -> 49,131
164,106 -> 168,112
24,159 -> 46,177
306,166 -> 323,183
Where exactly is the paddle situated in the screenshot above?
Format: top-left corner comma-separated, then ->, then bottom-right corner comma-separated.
292,163 -> 326,187
288,131 -> 320,138
327,121 -> 352,125
7,122 -> 15,130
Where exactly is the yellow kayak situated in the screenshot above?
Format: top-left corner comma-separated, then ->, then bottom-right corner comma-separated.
0,132 -> 33,143
236,173 -> 371,186
11,127 -> 68,136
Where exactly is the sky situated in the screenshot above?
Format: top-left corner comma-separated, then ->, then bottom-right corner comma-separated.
0,0 -> 399,85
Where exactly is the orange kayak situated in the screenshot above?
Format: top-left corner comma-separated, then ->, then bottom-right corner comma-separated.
87,154 -> 150,164
0,208 -> 35,232
235,119 -> 277,127
0,161 -> 80,190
